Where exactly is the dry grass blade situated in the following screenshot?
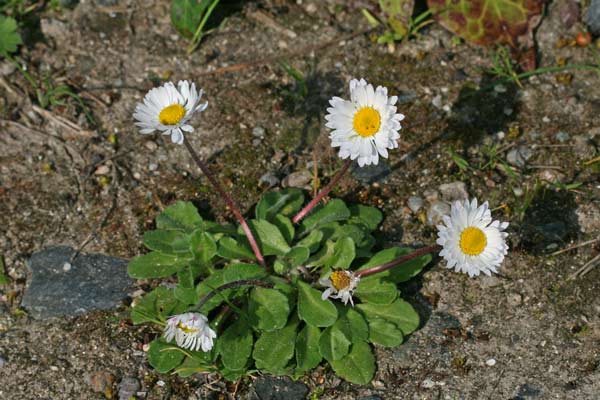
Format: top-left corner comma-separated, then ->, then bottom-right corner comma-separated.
568,253 -> 600,280
550,238 -> 600,257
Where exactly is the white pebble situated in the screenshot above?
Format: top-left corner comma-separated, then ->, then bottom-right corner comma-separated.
62,262 -> 72,272
486,358 -> 497,366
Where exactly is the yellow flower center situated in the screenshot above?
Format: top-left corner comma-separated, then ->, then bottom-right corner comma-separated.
159,104 -> 186,125
459,227 -> 487,256
330,271 -> 351,291
177,322 -> 198,334
353,107 -> 381,137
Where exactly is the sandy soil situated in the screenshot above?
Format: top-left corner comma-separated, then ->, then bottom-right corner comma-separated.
0,0 -> 599,398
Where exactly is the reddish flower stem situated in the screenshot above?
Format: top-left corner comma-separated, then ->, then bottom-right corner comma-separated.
183,137 -> 265,266
356,244 -> 440,278
292,159 -> 352,224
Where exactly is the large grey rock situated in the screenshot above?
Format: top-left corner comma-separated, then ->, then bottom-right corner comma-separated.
251,376 -> 308,400
22,246 -> 133,319
587,0 -> 600,35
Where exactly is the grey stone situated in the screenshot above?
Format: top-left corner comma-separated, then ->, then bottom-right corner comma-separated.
252,126 -> 266,138
507,146 -> 533,168
407,196 -> 424,213
259,172 -> 279,188
0,356 -> 6,368
281,170 -> 311,190
573,135 -> 596,160
438,181 -> 468,202
0,61 -> 16,77
555,131 -> 570,143
251,376 -> 308,400
118,377 -> 140,400
41,19 -> 69,42
559,0 -> 580,28
423,189 -> 439,203
351,161 -> 391,184
21,246 -> 133,319
359,396 -> 383,400
515,383 -> 542,399
426,201 -> 450,226
587,0 -> 600,35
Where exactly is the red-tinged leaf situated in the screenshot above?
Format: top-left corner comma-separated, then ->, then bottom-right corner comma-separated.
427,0 -> 546,48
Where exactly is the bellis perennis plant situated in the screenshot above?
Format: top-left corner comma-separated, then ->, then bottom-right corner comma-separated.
128,78 -> 509,384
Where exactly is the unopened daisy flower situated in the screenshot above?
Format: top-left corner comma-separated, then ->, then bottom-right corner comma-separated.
319,270 -> 360,306
164,312 -> 217,352
133,80 -> 208,144
436,198 -> 509,277
325,78 -> 404,167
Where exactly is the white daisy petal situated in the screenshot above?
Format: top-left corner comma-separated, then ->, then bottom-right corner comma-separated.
319,270 -> 360,307
436,198 -> 509,277
133,80 -> 208,145
325,78 -> 403,167
163,313 -> 216,352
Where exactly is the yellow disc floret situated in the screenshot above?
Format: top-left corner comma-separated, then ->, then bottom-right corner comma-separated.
177,322 -> 198,334
330,270 -> 351,291
353,107 -> 381,137
459,227 -> 487,256
159,104 -> 186,125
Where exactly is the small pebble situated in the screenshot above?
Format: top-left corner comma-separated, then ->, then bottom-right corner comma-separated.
555,131 -> 570,143
407,196 -> 424,213
62,262 -> 72,272
427,201 -> 451,226
156,380 -> 165,387
0,356 -> 6,368
118,377 -> 141,400
259,173 -> 279,188
423,189 -> 439,203
542,116 -> 551,123
252,126 -> 266,138
252,138 -> 262,146
94,165 -> 110,175
507,146 -> 533,168
282,170 -> 312,189
494,84 -> 507,93
513,187 -> 524,197
144,141 -> 158,151
431,95 -> 443,109
486,358 -> 497,367
148,163 -> 158,172
422,378 -> 435,389
438,181 -> 468,202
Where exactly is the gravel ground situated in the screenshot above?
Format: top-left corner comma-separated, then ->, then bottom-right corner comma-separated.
0,0 -> 599,399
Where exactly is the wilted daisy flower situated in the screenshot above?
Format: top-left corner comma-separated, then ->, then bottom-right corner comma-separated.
436,198 -> 509,277
325,78 -> 404,167
133,80 -> 208,144
319,270 -> 360,306
164,312 -> 216,352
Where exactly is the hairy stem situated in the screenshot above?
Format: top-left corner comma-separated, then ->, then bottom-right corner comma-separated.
183,137 -> 265,266
292,159 -> 352,224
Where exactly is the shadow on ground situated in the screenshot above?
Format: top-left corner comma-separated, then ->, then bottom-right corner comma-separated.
519,188 -> 580,254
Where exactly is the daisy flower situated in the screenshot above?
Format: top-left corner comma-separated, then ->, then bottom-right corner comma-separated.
325,78 -> 405,167
319,270 -> 360,306
436,198 -> 509,277
133,80 -> 208,144
164,312 -> 217,352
